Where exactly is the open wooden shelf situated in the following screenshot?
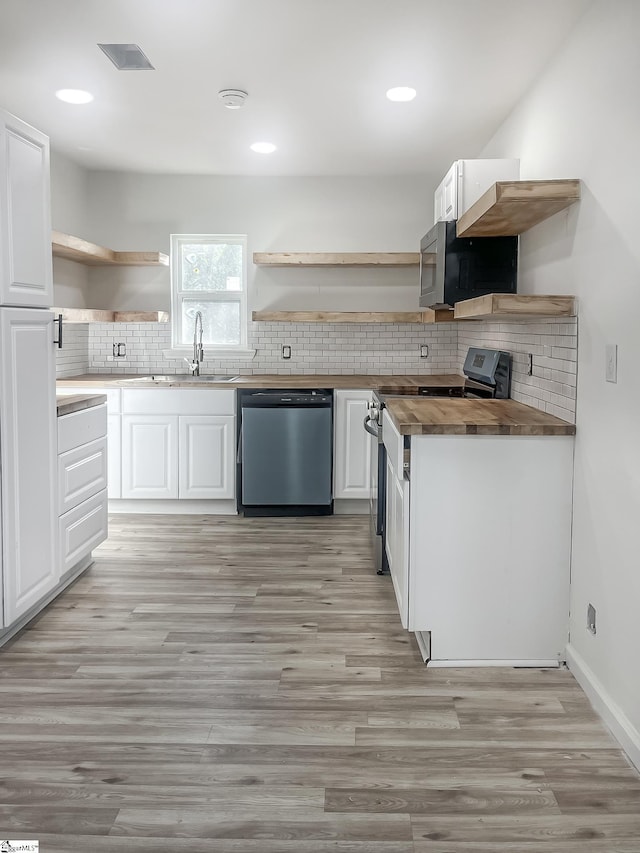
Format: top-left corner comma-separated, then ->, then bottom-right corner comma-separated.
456,180 -> 580,237
252,309 -> 457,324
52,231 -> 169,267
453,293 -> 576,321
54,308 -> 169,323
253,252 -> 425,267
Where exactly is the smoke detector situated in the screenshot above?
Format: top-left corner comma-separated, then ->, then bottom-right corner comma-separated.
218,89 -> 248,109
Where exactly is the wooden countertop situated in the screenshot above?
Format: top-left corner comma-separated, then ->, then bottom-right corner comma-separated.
56,393 -> 107,417
385,398 -> 576,436
56,373 -> 468,391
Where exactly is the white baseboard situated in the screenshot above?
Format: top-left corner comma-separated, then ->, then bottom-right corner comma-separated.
566,643 -> 640,773
109,499 -> 237,515
333,499 -> 369,515
427,659 -> 561,668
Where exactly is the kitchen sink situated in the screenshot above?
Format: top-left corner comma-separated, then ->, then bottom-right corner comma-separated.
126,374 -> 238,383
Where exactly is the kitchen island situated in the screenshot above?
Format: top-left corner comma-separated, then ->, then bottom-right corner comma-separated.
381,398 -> 574,668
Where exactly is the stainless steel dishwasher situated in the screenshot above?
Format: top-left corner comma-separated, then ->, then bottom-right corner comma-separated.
237,389 -> 333,516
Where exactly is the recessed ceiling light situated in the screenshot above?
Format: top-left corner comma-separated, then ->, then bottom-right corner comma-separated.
56,89 -> 94,104
250,142 -> 277,154
386,86 -> 417,102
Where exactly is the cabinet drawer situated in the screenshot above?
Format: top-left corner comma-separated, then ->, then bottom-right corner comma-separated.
58,436 -> 107,514
122,389 -> 235,416
58,489 -> 108,574
58,403 -> 107,453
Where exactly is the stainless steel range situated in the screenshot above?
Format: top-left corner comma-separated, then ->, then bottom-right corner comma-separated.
365,347 -> 511,573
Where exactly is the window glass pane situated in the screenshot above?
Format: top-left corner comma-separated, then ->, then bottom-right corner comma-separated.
181,300 -> 241,346
180,242 -> 243,291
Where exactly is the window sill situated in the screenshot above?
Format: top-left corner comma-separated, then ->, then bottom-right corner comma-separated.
162,348 -> 257,361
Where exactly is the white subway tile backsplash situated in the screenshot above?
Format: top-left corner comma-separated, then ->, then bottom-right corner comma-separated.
59,315 -> 576,423
458,316 -> 577,423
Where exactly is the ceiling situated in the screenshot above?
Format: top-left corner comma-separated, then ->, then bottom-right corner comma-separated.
0,0 -> 589,176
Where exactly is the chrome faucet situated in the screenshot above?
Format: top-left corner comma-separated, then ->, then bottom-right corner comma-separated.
184,310 -> 204,376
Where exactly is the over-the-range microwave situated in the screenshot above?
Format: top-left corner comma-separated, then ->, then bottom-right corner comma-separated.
419,220 -> 518,308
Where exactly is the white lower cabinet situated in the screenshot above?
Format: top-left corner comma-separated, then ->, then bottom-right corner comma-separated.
119,389 -> 236,505
57,402 -> 109,576
333,390 -> 372,500
179,416 -> 235,499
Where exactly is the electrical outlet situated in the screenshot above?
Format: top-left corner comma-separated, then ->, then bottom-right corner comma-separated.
527,353 -> 533,376
282,345 -> 291,359
587,603 -> 597,635
605,344 -> 617,383
420,344 -> 429,358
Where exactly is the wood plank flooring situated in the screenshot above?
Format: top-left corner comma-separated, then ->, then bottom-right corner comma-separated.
1,514 -> 639,851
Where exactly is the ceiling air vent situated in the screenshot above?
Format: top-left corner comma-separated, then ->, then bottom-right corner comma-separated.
98,44 -> 155,71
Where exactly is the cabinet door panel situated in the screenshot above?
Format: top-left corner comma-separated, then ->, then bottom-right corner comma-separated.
121,415 -> 178,499
179,415 -> 235,499
1,308 -> 58,626
0,110 -> 52,307
333,391 -> 371,499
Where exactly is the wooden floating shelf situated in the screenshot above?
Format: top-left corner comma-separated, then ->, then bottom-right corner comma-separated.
252,310 -> 457,324
54,308 -> 169,323
52,231 -> 169,267
253,252 -> 426,267
456,179 -> 581,237
453,294 -> 576,321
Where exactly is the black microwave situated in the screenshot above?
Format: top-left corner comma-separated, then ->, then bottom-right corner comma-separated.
419,220 -> 518,308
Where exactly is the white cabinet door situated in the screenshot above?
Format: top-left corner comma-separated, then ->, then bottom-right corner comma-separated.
179,415 -> 235,499
0,307 -> 58,627
333,390 -> 372,499
121,415 -> 178,499
385,453 -> 409,629
441,162 -> 459,221
0,109 -> 53,307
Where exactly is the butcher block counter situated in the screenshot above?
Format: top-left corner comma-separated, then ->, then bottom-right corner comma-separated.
56,373 -> 466,391
56,393 -> 107,417
385,397 -> 575,436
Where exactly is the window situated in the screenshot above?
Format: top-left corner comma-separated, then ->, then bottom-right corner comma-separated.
171,234 -> 248,351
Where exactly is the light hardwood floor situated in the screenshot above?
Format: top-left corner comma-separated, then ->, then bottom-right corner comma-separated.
1,514 -> 639,851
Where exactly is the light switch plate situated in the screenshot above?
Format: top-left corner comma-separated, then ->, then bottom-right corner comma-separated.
605,344 -> 617,383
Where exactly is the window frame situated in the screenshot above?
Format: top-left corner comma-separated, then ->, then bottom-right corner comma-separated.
170,233 -> 249,353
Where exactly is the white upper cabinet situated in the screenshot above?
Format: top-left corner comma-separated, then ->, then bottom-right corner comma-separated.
433,159 -> 520,224
0,108 -> 53,307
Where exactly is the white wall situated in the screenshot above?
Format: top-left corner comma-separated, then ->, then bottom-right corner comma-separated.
50,150 -> 90,307
82,173 -> 437,312
481,0 -> 640,761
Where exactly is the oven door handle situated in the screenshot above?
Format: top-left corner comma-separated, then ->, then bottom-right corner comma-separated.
363,415 -> 379,438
